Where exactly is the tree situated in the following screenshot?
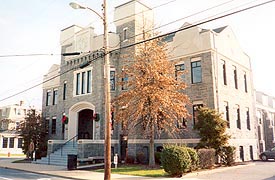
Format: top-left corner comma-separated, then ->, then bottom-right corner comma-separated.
19,109 -> 48,159
112,36 -> 190,167
194,107 -> 230,151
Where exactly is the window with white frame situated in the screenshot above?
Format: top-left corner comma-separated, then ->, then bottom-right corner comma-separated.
236,105 -> 241,129
224,101 -> 230,127
74,68 -> 92,96
191,59 -> 202,84
63,81 -> 67,100
52,89 -> 58,105
110,69 -> 116,91
246,108 -> 251,130
221,60 -> 227,85
244,71 -> 248,93
233,65 -> 238,89
2,137 -> 8,148
123,27 -> 128,41
46,90 -> 51,106
175,63 -> 185,81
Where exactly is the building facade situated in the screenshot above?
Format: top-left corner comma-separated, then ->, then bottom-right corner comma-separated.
41,0 -> 258,164
256,91 -> 275,152
0,101 -> 27,156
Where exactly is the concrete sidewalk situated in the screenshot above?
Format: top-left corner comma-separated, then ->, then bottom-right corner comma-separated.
0,157 -> 256,180
0,158 -> 180,180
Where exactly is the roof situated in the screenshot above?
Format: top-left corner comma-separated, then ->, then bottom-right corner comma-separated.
213,26 -> 228,33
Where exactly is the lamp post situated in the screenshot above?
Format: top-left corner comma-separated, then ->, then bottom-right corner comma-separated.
70,1 -> 111,180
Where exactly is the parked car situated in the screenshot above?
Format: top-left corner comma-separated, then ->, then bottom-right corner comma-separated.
259,147 -> 275,161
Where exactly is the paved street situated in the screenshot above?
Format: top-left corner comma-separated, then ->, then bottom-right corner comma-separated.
0,168 -> 69,180
183,160 -> 275,180
1,158 -> 275,180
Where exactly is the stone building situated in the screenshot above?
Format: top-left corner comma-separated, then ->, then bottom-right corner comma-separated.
255,91 -> 275,152
39,0 -> 258,165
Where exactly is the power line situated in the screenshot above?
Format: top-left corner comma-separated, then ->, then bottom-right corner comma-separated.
123,0 -> 236,44
0,0 -> 274,103
113,0 -> 275,53
110,0 -> 177,25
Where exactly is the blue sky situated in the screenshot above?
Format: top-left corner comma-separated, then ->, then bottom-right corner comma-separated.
0,0 -> 275,108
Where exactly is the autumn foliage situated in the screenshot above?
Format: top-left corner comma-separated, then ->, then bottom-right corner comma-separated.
112,36 -> 190,166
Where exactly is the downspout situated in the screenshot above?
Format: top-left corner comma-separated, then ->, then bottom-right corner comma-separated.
212,31 -> 219,111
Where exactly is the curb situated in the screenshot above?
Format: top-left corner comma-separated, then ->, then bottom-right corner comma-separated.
1,166 -> 89,180
182,162 -> 256,178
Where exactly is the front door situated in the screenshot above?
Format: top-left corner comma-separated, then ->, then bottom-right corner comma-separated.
78,109 -> 93,139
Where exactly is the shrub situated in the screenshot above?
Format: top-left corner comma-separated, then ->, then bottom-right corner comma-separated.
218,146 -> 236,166
197,148 -> 215,169
186,147 -> 199,171
161,145 -> 191,176
136,151 -> 146,164
126,155 -> 135,164
155,151 -> 162,165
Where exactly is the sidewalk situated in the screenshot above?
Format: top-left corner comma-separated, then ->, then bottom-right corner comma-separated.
0,157 -> 255,180
0,158 -> 180,180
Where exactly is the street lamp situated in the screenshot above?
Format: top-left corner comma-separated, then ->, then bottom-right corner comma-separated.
69,1 -> 111,180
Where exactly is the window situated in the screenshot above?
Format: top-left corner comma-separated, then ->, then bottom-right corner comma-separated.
123,27 -> 128,41
52,89 -> 58,105
175,63 -> 185,81
110,70 -> 116,91
18,138 -> 23,148
46,90 -> 51,106
221,60 -> 227,85
191,61 -> 202,83
45,118 -> 49,135
76,73 -> 81,95
244,72 -> 248,93
250,145 -> 253,160
224,101 -> 230,127
52,118 -> 56,134
2,137 -> 8,148
122,75 -> 128,90
63,81 -> 67,100
9,137 -> 14,148
233,66 -> 238,89
81,72 -> 86,94
236,105 -> 241,129
177,117 -> 187,129
75,69 -> 92,95
193,104 -> 203,125
87,70 -> 91,93
246,108 -> 251,130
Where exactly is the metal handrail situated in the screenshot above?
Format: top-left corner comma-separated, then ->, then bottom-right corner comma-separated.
48,134 -> 78,165
60,134 -> 78,156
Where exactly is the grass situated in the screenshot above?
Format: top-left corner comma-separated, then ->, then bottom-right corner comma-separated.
95,164 -> 167,177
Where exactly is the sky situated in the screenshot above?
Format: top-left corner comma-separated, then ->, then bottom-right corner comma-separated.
0,0 -> 275,109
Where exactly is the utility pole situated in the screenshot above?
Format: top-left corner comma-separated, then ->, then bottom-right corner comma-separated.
69,1 -> 111,179
103,0 -> 111,179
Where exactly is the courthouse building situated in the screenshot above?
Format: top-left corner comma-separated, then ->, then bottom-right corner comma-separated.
39,0 -> 258,165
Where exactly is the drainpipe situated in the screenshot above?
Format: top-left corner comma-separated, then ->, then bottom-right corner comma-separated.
212,31 -> 219,111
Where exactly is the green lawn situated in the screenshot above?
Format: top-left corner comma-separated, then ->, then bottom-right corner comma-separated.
95,165 -> 167,177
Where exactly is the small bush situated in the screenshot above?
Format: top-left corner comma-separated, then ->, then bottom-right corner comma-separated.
126,155 -> 135,164
136,151 -> 146,164
218,146 -> 236,166
155,152 -> 162,164
186,147 -> 199,171
197,148 -> 215,169
161,145 -> 191,176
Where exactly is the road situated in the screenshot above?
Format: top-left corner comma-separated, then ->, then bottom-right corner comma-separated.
0,168 -> 70,180
184,160 -> 275,180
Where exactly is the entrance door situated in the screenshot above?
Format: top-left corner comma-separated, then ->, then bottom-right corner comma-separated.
78,109 -> 93,139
